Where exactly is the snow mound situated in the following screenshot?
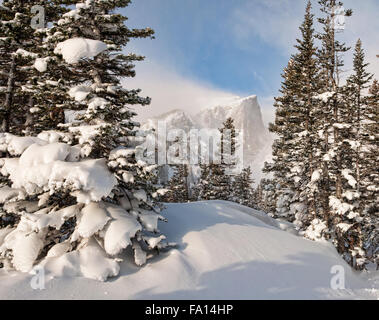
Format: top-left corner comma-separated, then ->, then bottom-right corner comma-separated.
54,38 -> 108,64
0,201 -> 377,299
42,238 -> 120,282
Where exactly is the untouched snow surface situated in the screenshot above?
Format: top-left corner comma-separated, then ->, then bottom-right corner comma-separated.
0,201 -> 377,300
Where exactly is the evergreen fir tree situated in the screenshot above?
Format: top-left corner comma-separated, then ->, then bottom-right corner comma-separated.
361,80 -> 379,268
26,0 -> 154,136
162,164 -> 189,203
264,1 -> 320,224
263,58 -> 296,219
192,163 -> 210,201
0,0 -> 71,134
345,41 -> 374,212
332,39 -> 373,268
263,0 -> 378,269
194,164 -> 228,201
292,0 -> 321,228
254,178 -> 276,215
314,0 -> 352,233
362,80 -> 379,213
194,117 -> 237,201
0,0 -> 170,278
232,166 -> 255,208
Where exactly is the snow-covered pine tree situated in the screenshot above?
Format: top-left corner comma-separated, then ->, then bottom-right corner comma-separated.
362,79 -> 379,213
263,58 -> 297,219
313,1 -> 378,269
313,0 -> 352,236
333,39 -> 374,268
361,80 -> 379,268
162,164 -> 189,203
206,164 -> 231,201
161,131 -> 191,203
291,1 -> 322,230
0,0 -> 70,134
254,178 -> 276,215
193,117 -> 237,201
192,163 -> 210,201
0,0 -> 171,280
263,2 -> 320,225
232,166 -> 255,208
218,117 -> 239,195
263,0 -> 377,269
345,41 -> 374,213
208,117 -> 237,201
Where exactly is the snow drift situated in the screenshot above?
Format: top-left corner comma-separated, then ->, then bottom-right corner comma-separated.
0,201 -> 377,299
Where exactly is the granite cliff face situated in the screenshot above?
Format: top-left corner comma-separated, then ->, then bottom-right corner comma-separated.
141,95 -> 273,183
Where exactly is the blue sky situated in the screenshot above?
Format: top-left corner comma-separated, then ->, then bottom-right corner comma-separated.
123,0 -> 379,124
125,0 -> 285,96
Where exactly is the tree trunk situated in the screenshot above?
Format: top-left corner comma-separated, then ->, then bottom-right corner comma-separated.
356,89 -> 361,212
24,96 -> 34,133
1,55 -> 16,132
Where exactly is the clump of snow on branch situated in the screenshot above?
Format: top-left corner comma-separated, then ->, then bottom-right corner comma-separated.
315,91 -> 335,103
54,38 -> 108,64
34,58 -> 50,73
0,141 -> 116,203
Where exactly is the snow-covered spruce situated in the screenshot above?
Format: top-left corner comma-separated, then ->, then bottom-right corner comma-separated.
161,164 -> 190,203
0,0 -> 171,281
0,133 -> 171,280
0,0 -> 68,134
262,1 -> 378,269
193,118 -> 239,202
231,167 -> 255,208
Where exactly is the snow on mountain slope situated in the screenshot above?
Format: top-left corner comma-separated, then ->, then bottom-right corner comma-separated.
195,95 -> 269,151
142,109 -> 196,132
0,201 -> 377,300
141,95 -> 274,183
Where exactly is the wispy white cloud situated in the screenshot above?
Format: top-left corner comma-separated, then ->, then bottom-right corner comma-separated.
125,60 -> 238,122
126,59 -> 276,127
231,0 -> 304,54
126,0 -> 378,127
230,0 -> 378,79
